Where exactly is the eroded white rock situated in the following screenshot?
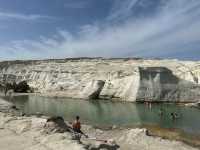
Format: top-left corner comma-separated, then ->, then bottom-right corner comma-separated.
1,59 -> 200,102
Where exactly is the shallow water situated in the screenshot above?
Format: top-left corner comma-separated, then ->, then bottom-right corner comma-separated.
4,95 -> 200,136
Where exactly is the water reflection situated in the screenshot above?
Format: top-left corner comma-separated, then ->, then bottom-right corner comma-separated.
5,95 -> 200,136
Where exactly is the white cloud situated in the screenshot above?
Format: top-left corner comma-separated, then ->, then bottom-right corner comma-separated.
0,12 -> 54,21
107,0 -> 139,21
1,0 -> 200,60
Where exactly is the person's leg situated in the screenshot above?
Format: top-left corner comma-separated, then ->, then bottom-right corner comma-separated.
78,130 -> 88,138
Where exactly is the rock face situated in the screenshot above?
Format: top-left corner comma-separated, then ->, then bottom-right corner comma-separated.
1,58 -> 200,102
136,67 -> 200,102
79,80 -> 105,99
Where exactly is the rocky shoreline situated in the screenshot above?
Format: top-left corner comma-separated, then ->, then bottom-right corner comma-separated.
0,98 -> 199,150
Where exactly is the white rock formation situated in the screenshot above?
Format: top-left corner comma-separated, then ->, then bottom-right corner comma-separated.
1,58 -> 200,102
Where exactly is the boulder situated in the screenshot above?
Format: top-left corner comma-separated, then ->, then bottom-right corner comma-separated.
79,80 -> 105,99
44,116 -> 70,133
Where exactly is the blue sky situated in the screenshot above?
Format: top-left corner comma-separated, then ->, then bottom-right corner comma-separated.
0,0 -> 200,60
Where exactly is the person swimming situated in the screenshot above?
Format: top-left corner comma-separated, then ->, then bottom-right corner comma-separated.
171,113 -> 176,121
170,112 -> 180,121
158,108 -> 164,117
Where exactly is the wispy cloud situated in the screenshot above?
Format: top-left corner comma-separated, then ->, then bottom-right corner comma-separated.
107,0 -> 139,21
64,1 -> 88,9
1,0 -> 200,60
0,12 -> 54,21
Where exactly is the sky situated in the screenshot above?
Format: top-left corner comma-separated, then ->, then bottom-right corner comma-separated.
0,0 -> 200,60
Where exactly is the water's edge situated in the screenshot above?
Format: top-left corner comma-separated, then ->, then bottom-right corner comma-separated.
2,93 -> 200,148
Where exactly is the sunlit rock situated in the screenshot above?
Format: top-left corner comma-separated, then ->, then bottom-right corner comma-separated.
1,58 -> 200,102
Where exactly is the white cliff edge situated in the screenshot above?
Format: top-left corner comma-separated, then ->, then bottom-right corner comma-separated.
1,58 -> 200,102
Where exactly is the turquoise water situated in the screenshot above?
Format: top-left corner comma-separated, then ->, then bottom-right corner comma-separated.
5,95 -> 200,136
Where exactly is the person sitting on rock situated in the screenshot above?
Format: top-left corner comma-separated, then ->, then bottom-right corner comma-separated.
72,116 -> 88,138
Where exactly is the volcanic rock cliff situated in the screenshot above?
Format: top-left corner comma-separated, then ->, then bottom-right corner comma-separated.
0,58 -> 200,102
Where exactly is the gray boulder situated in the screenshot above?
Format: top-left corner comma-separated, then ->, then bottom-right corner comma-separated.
44,116 -> 70,133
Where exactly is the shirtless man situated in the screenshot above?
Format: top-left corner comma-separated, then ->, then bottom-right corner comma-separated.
72,116 -> 88,138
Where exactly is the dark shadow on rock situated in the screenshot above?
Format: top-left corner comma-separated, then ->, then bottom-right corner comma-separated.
80,80 -> 105,99
89,143 -> 120,150
89,80 -> 105,99
11,105 -> 19,110
137,67 -> 200,102
44,116 -> 71,133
